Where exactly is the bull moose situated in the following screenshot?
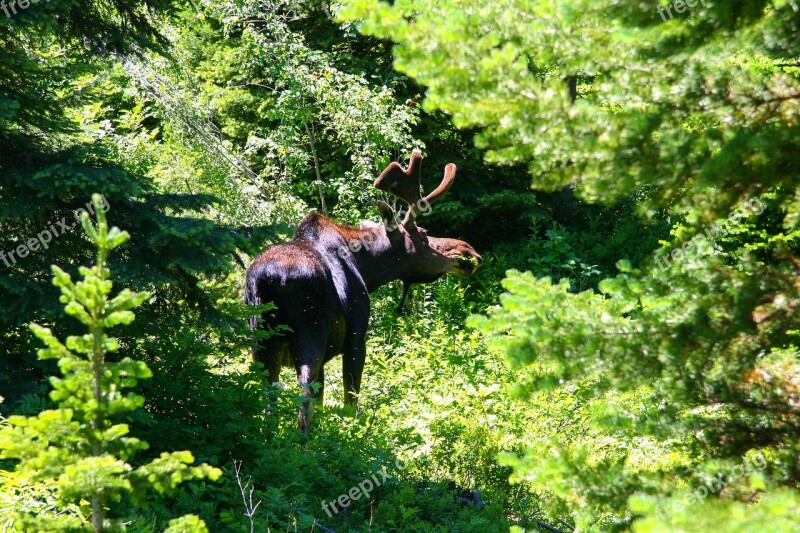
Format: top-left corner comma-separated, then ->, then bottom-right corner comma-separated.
245,152 -> 482,432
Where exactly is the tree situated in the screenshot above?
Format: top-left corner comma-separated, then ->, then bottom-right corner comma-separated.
342,0 -> 800,529
130,0 -> 422,223
0,0 -> 273,442
0,195 -> 220,532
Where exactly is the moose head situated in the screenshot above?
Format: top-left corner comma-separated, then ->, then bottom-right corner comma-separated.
349,151 -> 482,310
376,151 -> 481,276
246,151 -> 482,433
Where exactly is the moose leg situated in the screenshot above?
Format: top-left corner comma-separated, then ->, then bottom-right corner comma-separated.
296,362 -> 325,433
291,335 -> 326,434
317,364 -> 325,408
255,344 -> 283,385
252,339 -> 286,416
251,313 -> 283,385
342,335 -> 367,410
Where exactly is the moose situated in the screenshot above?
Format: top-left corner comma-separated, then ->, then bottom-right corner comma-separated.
245,152 -> 482,432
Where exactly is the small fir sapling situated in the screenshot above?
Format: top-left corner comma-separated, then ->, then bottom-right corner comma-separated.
0,194 -> 220,532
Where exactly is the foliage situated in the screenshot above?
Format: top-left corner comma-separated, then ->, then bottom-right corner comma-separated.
4,0 -> 798,531
340,0 -> 800,220
343,0 -> 800,530
0,0 -> 275,414
128,0 -> 423,222
0,196 -> 220,531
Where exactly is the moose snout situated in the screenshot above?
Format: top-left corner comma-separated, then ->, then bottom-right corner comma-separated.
458,250 -> 483,274
427,236 -> 483,276
448,247 -> 482,276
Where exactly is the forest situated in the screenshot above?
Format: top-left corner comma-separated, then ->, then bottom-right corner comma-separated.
1,0 -> 799,531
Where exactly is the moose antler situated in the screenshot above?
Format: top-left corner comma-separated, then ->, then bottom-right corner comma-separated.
374,151 -> 456,227
374,151 -> 423,205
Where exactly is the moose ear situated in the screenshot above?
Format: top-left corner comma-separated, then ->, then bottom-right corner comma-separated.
376,200 -> 400,234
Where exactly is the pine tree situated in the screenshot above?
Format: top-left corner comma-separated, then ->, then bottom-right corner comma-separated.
0,195 -> 220,532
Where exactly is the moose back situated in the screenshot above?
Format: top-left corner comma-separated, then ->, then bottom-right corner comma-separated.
245,152 -> 482,432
